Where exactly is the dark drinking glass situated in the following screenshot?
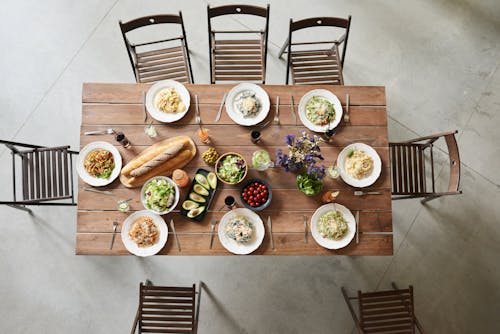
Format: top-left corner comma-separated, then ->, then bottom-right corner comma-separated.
115,132 -> 131,148
224,195 -> 236,209
251,130 -> 261,143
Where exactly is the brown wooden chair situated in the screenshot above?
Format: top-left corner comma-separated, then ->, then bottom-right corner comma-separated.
119,13 -> 194,84
341,283 -> 425,333
0,140 -> 78,213
390,130 -> 461,203
207,4 -> 270,84
279,16 -> 351,85
131,281 -> 199,334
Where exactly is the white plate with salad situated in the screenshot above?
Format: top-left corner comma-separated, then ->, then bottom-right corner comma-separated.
218,208 -> 265,255
298,89 -> 343,133
146,80 -> 190,123
311,203 -> 356,249
121,210 -> 168,257
141,176 -> 180,215
77,141 -> 122,187
337,143 -> 382,188
225,83 -> 270,126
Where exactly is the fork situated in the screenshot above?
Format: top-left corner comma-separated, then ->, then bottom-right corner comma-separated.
355,211 -> 360,244
267,215 -> 275,250
195,95 -> 202,128
84,128 -> 115,135
143,91 -> 147,122
354,190 -> 382,196
343,93 -> 350,123
209,219 -> 217,249
274,96 -> 280,125
291,95 -> 297,125
109,221 -> 119,250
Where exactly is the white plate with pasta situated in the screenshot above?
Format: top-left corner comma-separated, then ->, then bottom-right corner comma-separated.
218,208 -> 265,255
77,141 -> 122,187
121,210 -> 168,257
337,143 -> 382,188
298,89 -> 343,133
225,83 -> 270,126
146,80 -> 190,123
311,203 -> 356,249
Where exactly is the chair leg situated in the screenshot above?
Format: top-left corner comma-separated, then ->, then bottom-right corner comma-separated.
145,279 -> 153,286
341,287 -> 363,333
7,204 -> 33,214
278,37 -> 289,59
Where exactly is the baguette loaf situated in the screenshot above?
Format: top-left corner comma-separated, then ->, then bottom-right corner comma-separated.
120,136 -> 196,188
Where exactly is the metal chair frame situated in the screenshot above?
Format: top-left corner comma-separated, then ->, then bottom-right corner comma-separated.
0,140 -> 78,213
119,13 -> 194,84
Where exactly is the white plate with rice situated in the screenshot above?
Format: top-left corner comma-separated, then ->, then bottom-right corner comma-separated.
311,203 -> 356,249
337,143 -> 382,188
225,83 -> 270,126
121,210 -> 168,257
218,208 -> 265,255
146,80 -> 190,123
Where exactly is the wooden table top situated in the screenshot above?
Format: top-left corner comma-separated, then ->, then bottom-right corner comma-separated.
77,83 -> 392,256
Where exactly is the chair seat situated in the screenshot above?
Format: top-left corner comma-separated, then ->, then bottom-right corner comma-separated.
213,39 -> 265,82
136,45 -> 191,83
290,47 -> 343,85
390,143 -> 428,195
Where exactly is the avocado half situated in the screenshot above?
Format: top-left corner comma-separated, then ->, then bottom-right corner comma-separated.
189,192 -> 206,203
182,200 -> 199,211
193,184 -> 209,196
207,172 -> 217,190
195,174 -> 210,190
187,206 -> 206,218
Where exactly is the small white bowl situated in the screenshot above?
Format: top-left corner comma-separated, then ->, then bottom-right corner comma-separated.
141,176 -> 179,215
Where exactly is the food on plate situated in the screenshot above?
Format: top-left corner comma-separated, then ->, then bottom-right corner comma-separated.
189,192 -> 206,203
195,174 -> 210,189
202,147 -> 219,165
235,90 -> 260,117
317,210 -> 349,240
182,200 -> 199,210
207,172 -> 217,189
187,206 -> 205,218
83,149 -> 115,179
345,149 -> 374,179
120,136 -> 196,188
128,216 -> 159,247
305,96 -> 335,126
197,128 -> 211,144
193,184 -> 209,196
142,178 -> 176,213
155,87 -> 186,113
225,215 -> 254,243
216,154 -> 247,184
172,169 -> 190,188
242,181 -> 269,208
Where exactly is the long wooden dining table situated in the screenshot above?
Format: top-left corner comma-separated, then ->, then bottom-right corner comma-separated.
77,83 -> 392,255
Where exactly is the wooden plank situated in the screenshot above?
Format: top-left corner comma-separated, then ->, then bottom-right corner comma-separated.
82,84 -> 387,106
75,233 -> 393,255
82,104 -> 388,126
76,211 -> 392,233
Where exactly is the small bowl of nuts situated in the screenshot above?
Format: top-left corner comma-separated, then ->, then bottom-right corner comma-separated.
202,147 -> 219,165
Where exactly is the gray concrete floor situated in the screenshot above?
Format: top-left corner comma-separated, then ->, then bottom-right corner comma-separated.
1,0 -> 499,333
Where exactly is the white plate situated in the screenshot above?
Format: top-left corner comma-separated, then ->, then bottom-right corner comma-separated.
337,143 -> 382,188
298,89 -> 343,132
218,208 -> 265,255
121,210 -> 168,257
225,83 -> 270,126
146,80 -> 190,123
77,141 -> 122,187
310,203 -> 356,249
141,176 -> 180,215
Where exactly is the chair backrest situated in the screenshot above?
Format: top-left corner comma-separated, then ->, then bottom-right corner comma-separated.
119,13 -> 193,83
207,4 -> 270,83
138,283 -> 196,334
358,286 -> 416,333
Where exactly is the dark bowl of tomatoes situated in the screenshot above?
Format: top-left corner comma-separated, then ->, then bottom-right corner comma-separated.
240,179 -> 272,211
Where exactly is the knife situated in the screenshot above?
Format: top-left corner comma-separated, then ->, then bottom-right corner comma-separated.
267,216 -> 274,250
355,211 -> 360,244
209,219 -> 217,249
291,95 -> 297,125
303,215 -> 308,243
215,93 -> 227,122
170,219 -> 181,251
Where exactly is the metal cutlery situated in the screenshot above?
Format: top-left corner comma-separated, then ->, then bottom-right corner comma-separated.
170,219 -> 181,251
143,91 -> 147,122
291,95 -> 297,125
274,96 -> 280,125
354,190 -> 383,196
109,221 -> 118,250
84,187 -> 114,196
303,215 -> 308,243
195,95 -> 201,127
215,93 -> 227,122
355,211 -> 360,244
343,93 -> 350,123
259,120 -> 271,129
84,128 -> 115,136
209,219 -> 217,249
267,216 -> 275,250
